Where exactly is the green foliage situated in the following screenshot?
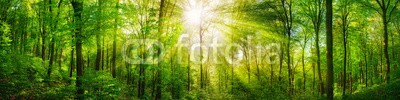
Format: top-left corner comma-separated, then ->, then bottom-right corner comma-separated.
0,53 -> 44,98
81,69 -> 123,99
348,80 -> 400,99
1,0 -> 400,99
0,22 -> 12,47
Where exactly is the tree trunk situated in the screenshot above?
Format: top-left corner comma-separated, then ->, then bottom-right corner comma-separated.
350,72 -> 353,93
308,0 -> 324,94
302,41 -> 306,92
375,0 -> 394,83
155,0 -> 165,99
95,0 -> 103,71
383,12 -> 390,83
112,1 -> 119,78
270,56 -> 274,84
48,41 -> 55,80
326,0 -> 334,99
341,2 -> 348,96
102,37 -> 105,70
256,55 -> 260,82
47,0 -> 54,81
380,40 -> 383,82
199,16 -> 205,89
279,42 -> 283,82
287,35 -> 292,95
71,0 -> 84,99
364,47 -> 368,87
59,48 -> 63,69
316,31 -> 324,94
70,48 -> 74,77
312,63 -> 315,95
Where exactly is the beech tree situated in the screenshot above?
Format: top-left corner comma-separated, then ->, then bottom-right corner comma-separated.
1,0 -> 400,99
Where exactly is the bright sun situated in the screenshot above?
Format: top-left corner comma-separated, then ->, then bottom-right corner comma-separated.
185,7 -> 203,25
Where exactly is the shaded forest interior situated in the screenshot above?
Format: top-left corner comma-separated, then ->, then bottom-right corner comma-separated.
1,0 -> 400,99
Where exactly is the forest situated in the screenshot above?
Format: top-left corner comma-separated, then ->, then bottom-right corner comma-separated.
1,0 -> 400,99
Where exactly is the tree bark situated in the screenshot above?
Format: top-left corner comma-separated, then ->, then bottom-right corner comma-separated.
47,0 -> 54,81
307,0 -> 324,94
70,48 -> 74,77
383,12 -> 390,83
302,38 -> 306,92
71,0 -> 84,99
326,0 -> 334,99
112,0 -> 119,78
375,0 -> 398,83
340,1 -> 349,96
155,0 -> 165,99
95,0 -> 103,71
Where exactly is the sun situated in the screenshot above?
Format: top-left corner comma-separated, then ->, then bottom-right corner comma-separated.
184,7 -> 203,25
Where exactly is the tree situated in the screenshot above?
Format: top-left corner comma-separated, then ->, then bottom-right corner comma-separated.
326,0 -> 334,99
95,0 -> 103,71
155,0 -> 166,99
47,0 -> 63,81
71,0 -> 84,99
361,0 -> 399,83
373,0 -> 399,83
337,0 -> 352,97
303,0 -> 325,94
279,0 -> 294,95
112,0 -> 118,78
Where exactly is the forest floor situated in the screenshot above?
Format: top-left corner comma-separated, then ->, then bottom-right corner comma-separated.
346,79 -> 400,99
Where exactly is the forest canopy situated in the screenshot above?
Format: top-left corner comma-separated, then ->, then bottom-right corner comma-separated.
1,0 -> 400,99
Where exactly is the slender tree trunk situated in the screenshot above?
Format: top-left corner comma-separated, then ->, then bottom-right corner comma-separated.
383,12 -> 390,83
350,72 -> 353,93
86,51 -> 90,69
278,0 -> 293,95
48,0 -> 63,80
302,41 -> 306,92
70,48 -> 74,77
112,1 -> 119,78
308,0 -> 324,94
102,37 -> 105,70
155,0 -> 165,99
126,63 -> 131,84
59,48 -> 63,69
316,31 -> 324,94
41,21 -> 46,61
326,0 -> 334,99
360,62 -> 363,84
48,41 -> 55,79
106,44 -> 109,72
35,36 -> 41,57
340,2 -> 349,96
279,43 -> 283,82
245,48 -> 250,84
312,63 -> 315,95
199,17 -> 204,89
364,46 -> 368,87
47,0 -> 54,81
95,34 -> 102,70
95,0 -> 103,71
287,35 -> 292,95
380,40 -> 383,82
71,0 -> 84,99
256,55 -> 260,82
343,35 -> 347,96
270,56 -> 274,84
